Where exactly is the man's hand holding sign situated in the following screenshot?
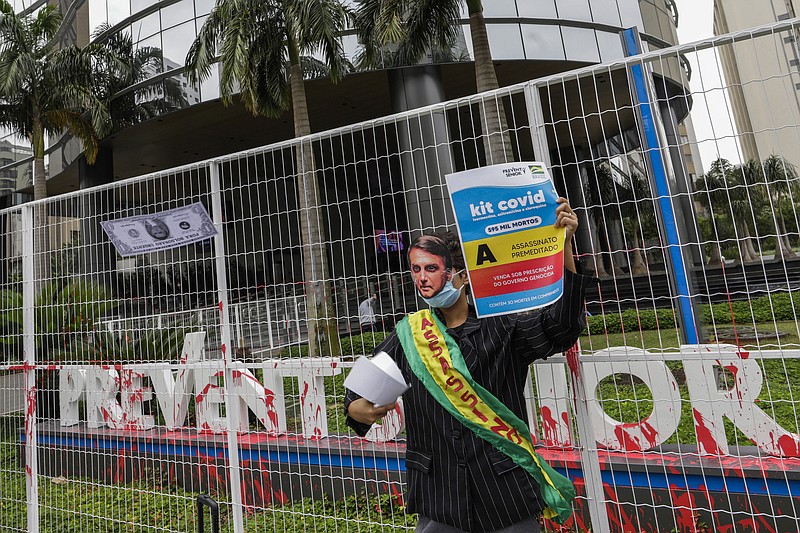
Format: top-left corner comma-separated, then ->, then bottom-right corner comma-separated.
345,163 -> 592,532
555,196 -> 579,273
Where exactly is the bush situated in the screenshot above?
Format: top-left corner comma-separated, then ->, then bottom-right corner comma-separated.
586,307 -> 678,335
278,331 -> 387,359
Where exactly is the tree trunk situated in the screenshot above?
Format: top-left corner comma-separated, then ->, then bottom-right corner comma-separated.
629,229 -> 648,275
707,242 -> 723,267
289,61 -> 340,358
468,9 -> 513,165
706,217 -> 723,267
591,216 -> 611,278
774,234 -> 795,260
740,224 -> 758,263
779,214 -> 796,258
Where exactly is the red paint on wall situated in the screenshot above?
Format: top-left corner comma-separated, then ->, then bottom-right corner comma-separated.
693,409 -> 723,455
540,406 -> 560,446
777,434 -> 800,457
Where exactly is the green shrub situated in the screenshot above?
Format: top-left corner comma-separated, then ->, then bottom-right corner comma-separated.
278,331 -> 387,359
589,290 -> 800,334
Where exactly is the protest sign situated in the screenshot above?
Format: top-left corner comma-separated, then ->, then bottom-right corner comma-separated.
445,162 -> 565,317
101,202 -> 217,257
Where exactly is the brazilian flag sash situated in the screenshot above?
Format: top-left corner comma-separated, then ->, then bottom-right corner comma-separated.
396,309 -> 575,524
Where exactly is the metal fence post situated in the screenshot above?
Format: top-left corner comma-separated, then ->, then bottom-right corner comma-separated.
525,83 -> 611,533
566,345 -> 610,533
21,203 -> 39,533
622,28 -> 701,344
209,161 -> 245,533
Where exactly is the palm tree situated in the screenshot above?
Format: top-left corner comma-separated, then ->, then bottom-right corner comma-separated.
695,158 -> 762,265
185,0 -> 350,357
759,155 -> 798,260
93,24 -> 189,131
354,0 -> 513,164
0,1 -> 123,285
695,159 -> 735,266
738,159 -> 769,261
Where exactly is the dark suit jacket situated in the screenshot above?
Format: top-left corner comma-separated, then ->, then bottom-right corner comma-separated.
345,270 -> 592,532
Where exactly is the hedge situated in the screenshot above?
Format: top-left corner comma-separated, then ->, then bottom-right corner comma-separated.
586,290 -> 800,335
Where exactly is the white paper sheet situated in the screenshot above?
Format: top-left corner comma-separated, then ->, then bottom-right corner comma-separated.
344,352 -> 409,407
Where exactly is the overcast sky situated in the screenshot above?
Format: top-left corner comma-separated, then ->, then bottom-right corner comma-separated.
671,0 -> 743,170
674,0 -> 715,41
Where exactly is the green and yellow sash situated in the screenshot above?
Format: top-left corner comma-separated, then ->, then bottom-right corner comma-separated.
396,309 -> 575,524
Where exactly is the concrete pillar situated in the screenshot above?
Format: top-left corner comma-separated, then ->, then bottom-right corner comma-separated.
558,152 -> 594,258
658,98 -> 704,266
388,65 -> 455,238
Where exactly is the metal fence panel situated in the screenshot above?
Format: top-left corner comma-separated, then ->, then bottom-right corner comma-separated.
3,17 -> 800,533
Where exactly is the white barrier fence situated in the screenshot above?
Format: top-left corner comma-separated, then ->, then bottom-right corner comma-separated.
3,16 -> 800,533
29,342 -> 800,455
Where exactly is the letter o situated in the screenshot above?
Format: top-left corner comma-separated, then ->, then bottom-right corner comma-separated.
507,198 -> 518,209
583,348 -> 681,452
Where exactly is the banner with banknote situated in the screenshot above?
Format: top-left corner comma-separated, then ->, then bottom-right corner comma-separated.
101,202 -> 218,257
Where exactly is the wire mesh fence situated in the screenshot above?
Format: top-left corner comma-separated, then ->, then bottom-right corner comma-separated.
3,18 -> 800,533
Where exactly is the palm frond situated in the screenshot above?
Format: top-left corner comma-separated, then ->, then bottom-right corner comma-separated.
397,0 -> 460,65
290,0 -> 351,82
353,0 -> 406,68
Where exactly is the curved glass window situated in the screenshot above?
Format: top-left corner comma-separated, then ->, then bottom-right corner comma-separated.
89,1 -> 108,36
483,0 -> 518,17
563,27 -> 600,62
521,24 -> 565,61
555,0 -> 592,22
195,0 -> 215,17
132,11 -> 160,41
590,0 -> 622,26
161,0 -> 195,30
617,0 -> 644,28
137,34 -> 164,73
597,30 -> 625,61
131,0 -> 158,15
517,1 -> 557,18
486,24 -> 524,60
107,2 -> 131,26
161,20 -> 196,68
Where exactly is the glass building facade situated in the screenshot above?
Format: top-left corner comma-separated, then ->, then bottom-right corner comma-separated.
0,0 -> 685,202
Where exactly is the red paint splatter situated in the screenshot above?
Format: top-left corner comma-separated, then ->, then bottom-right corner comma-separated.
693,408 -> 723,455
777,434 -> 800,456
565,343 -> 580,378
639,419 -> 659,449
540,406 -> 559,446
669,484 -> 702,532
613,424 -> 642,452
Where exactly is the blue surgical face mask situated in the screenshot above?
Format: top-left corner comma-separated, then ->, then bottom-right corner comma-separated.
421,270 -> 465,309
